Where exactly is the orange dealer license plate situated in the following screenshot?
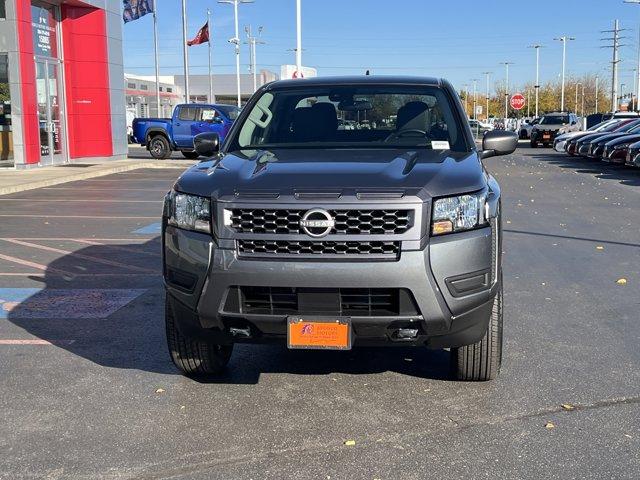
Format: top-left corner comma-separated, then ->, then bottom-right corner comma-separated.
287,317 -> 352,350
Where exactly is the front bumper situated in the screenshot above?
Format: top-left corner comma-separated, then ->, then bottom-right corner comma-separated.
164,220 -> 501,350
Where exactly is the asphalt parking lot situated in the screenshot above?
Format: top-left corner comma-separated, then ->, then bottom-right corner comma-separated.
0,144 -> 638,479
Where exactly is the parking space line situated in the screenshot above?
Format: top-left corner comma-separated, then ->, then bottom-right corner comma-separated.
73,239 -> 160,256
0,272 -> 157,277
0,239 -> 157,273
0,253 -> 74,275
0,339 -> 74,345
0,214 -> 158,219
0,237 -> 155,242
0,199 -> 162,203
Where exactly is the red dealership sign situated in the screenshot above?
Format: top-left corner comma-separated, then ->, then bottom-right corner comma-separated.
510,93 -> 526,110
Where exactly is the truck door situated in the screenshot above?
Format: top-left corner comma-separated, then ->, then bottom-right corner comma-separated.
173,106 -> 198,148
192,107 -> 226,138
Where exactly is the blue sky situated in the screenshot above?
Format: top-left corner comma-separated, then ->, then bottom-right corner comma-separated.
122,0 -> 640,93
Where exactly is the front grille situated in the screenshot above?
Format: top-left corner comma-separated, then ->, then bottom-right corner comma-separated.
238,239 -> 399,257
225,286 -> 419,316
229,209 -> 411,235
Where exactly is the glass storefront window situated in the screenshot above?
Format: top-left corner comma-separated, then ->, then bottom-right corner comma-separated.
31,2 -> 58,58
0,53 -> 13,167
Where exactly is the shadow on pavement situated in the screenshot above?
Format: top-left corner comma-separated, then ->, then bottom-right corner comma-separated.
526,151 -> 640,187
6,238 -> 456,383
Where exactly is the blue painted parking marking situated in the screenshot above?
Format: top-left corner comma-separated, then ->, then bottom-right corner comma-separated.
132,222 -> 161,235
0,288 -> 146,319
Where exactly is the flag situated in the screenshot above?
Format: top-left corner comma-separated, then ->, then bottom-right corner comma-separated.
123,0 -> 154,23
187,21 -> 210,46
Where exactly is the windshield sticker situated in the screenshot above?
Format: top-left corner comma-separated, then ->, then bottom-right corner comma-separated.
431,141 -> 450,150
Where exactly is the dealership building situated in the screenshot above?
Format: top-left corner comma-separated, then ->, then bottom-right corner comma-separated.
0,0 -> 126,168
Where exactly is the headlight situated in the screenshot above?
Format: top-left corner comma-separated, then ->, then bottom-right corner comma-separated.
166,191 -> 211,233
431,192 -> 488,236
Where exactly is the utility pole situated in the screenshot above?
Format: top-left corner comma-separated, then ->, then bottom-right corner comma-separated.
623,0 -> 640,110
482,71 -> 491,122
219,0 -> 254,107
554,36 -> 575,111
245,25 -> 265,92
528,44 -> 543,118
500,62 -> 513,120
601,20 -> 625,112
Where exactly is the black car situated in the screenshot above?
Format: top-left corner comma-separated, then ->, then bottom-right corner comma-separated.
162,76 -> 517,381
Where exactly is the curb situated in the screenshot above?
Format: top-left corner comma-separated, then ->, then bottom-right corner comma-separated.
0,160 -> 195,196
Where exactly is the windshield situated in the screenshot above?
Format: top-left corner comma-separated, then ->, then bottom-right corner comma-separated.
231,85 -> 465,151
216,105 -> 241,120
540,115 -> 569,125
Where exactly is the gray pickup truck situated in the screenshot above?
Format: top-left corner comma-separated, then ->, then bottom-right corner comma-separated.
162,76 -> 517,381
530,112 -> 580,147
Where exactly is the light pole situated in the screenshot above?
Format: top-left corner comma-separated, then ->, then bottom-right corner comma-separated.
528,44 -> 543,118
595,76 -> 599,113
462,83 -> 468,116
472,81 -> 477,118
296,0 -> 302,76
219,0 -> 254,107
554,36 -> 575,111
500,62 -> 513,120
482,71 -> 491,122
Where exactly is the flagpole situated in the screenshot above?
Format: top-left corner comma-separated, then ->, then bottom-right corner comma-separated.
152,6 -> 161,116
181,0 -> 190,103
207,8 -> 213,103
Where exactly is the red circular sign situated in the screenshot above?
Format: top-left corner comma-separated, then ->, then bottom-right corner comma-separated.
510,93 -> 525,110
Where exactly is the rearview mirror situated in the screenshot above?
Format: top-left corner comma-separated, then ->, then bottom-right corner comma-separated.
193,132 -> 220,157
479,130 -> 518,159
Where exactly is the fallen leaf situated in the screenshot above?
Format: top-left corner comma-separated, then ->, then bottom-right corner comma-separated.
561,403 -> 575,411
155,388 -> 165,394
616,278 -> 627,285
344,440 -> 356,446
544,421 -> 555,429
596,246 -> 604,250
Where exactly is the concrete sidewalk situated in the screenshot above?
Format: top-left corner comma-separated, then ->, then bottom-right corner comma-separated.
0,158 -> 195,196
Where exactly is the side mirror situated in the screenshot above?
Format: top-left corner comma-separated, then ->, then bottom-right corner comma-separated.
479,130 -> 518,159
193,132 -> 220,157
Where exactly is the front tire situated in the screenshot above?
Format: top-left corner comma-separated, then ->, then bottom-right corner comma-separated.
452,280 -> 503,381
165,298 -> 233,376
148,135 -> 172,159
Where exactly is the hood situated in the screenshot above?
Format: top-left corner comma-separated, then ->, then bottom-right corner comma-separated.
591,133 -> 628,145
173,148 -> 487,202
605,134 -> 640,147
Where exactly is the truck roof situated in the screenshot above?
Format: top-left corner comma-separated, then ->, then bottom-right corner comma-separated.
266,75 -> 442,89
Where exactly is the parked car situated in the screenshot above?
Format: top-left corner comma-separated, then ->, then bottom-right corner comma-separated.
601,131 -> 640,163
530,112 -> 580,148
568,119 -> 640,156
162,76 -> 518,381
132,103 -> 240,159
519,118 -> 539,139
468,119 -> 493,135
553,119 -> 619,152
625,140 -> 640,167
576,119 -> 640,157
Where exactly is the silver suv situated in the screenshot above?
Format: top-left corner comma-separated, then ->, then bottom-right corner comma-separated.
531,112 -> 580,148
